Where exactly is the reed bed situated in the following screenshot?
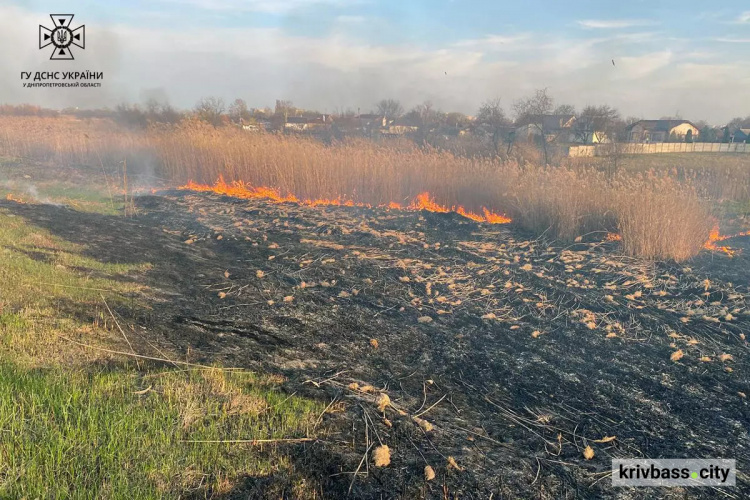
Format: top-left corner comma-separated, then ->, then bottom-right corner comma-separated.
0,116 -> 719,260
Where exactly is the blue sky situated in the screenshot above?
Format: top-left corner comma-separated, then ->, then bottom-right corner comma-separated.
2,0 -> 750,123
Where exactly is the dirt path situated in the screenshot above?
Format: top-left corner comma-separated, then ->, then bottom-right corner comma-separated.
4,191 -> 748,499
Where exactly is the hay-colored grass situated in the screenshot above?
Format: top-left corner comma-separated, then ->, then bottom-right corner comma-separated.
0,115 -> 720,260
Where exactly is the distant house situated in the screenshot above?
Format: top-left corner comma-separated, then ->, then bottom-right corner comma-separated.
240,118 -> 268,132
383,117 -> 420,136
731,128 -> 750,143
283,115 -> 330,132
356,113 -> 389,128
627,120 -> 700,143
515,114 -> 577,143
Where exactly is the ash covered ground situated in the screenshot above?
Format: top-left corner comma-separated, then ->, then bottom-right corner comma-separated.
4,190 -> 749,499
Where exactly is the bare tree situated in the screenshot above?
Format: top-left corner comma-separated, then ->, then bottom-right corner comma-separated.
375,99 -> 404,119
445,112 -> 469,129
274,100 -> 295,121
145,98 -> 161,115
513,88 -> 555,164
727,116 -> 750,133
574,105 -> 620,144
195,97 -> 225,127
228,98 -> 250,124
403,101 -> 442,145
413,101 -> 439,125
476,98 -> 510,153
553,104 -> 576,116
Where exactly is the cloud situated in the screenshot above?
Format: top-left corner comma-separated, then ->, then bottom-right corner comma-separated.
452,34 -> 531,50
682,50 -> 717,60
612,51 -> 673,79
712,37 -> 750,43
336,15 -> 366,24
577,19 -> 656,29
737,11 -> 750,23
2,5 -> 749,124
158,0 -> 361,14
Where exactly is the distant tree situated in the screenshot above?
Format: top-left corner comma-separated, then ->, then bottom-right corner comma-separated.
727,116 -> 750,132
138,98 -> 182,125
698,126 -> 715,143
195,97 -> 225,127
445,112 -> 469,129
476,99 -> 510,152
693,120 -> 709,130
412,101 -> 438,125
574,105 -> 620,144
400,101 -> 443,145
159,104 -> 183,125
513,88 -> 554,121
145,98 -> 161,115
228,98 -> 250,124
624,116 -> 641,127
375,99 -> 404,119
253,108 -> 272,121
554,104 -> 576,115
723,127 -> 731,143
114,103 -> 148,129
274,100 -> 295,121
513,88 -> 555,163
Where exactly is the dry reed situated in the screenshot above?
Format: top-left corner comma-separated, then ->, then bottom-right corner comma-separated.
0,116 -> 719,260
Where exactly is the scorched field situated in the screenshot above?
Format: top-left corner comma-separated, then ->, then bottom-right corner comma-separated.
2,170 -> 748,498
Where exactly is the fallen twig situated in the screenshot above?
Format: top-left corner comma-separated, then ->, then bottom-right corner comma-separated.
101,293 -> 140,370
59,336 -> 251,372
182,438 -> 315,444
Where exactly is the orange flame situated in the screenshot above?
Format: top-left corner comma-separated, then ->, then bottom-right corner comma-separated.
179,176 -> 511,224
5,193 -> 25,204
703,224 -> 750,256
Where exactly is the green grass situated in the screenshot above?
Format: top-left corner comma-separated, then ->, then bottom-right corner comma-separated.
1,155 -> 128,215
718,199 -> 750,217
0,162 -> 327,497
0,209 -> 148,362
0,362 -> 323,498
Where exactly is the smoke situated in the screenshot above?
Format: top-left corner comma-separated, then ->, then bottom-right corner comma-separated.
0,178 -> 61,206
24,184 -> 62,206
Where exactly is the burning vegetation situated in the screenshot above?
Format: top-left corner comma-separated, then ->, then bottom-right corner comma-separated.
2,116 -> 748,260
4,183 -> 747,497
0,112 -> 749,497
179,176 -> 512,225
704,225 -> 750,256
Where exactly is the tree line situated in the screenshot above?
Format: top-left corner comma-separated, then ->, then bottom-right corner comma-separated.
2,93 -> 748,152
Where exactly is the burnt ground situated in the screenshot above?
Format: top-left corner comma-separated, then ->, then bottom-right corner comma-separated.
2,190 -> 749,499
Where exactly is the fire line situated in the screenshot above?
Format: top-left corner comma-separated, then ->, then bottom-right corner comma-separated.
177,178 -> 747,254
179,176 -> 512,225
704,225 -> 750,256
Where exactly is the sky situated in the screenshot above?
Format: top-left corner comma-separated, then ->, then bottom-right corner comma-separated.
1,0 -> 750,124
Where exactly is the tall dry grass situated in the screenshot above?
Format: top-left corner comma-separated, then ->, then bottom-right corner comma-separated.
0,116 -> 717,260
567,153 -> 750,203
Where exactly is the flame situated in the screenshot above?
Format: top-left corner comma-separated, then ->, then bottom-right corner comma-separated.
606,226 -> 748,256
179,176 -> 511,224
408,192 -> 450,213
5,193 -> 25,204
703,224 -> 750,256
